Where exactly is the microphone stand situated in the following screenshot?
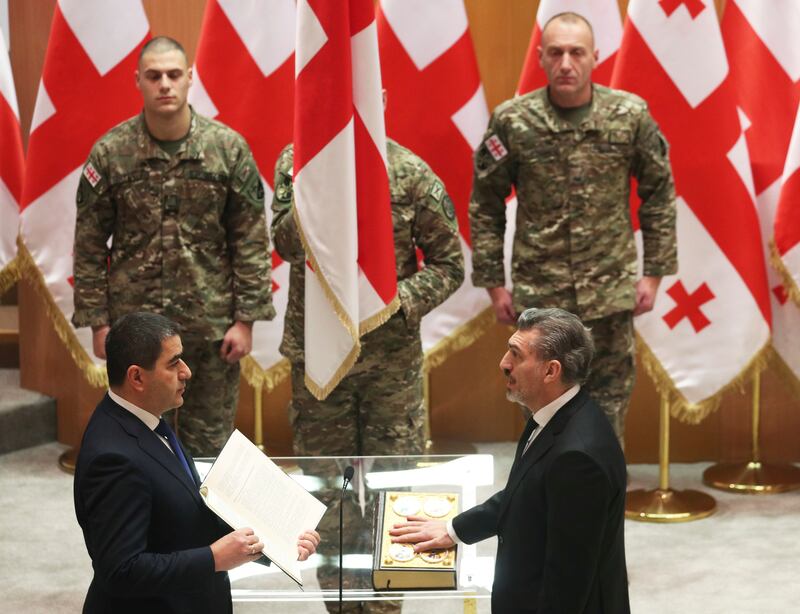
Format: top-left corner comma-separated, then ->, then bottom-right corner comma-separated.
339,466 -> 354,614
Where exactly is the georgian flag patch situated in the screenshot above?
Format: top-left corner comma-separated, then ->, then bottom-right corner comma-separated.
484,134 -> 508,161
83,162 -> 102,188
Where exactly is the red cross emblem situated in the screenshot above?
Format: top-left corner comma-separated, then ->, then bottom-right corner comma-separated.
772,285 -> 788,306
662,280 -> 715,332
83,163 -> 102,187
659,0 -> 706,19
485,135 -> 508,161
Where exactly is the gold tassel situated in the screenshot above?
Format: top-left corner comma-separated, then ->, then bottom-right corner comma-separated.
0,255 -> 22,295
304,340 -> 361,401
765,342 -> 800,400
769,239 -> 800,308
291,206 -> 359,339
637,332 -> 769,425
423,307 -> 497,374
239,355 -> 291,391
290,205 -> 362,397
359,295 -> 400,336
15,238 -> 108,388
290,204 -> 405,397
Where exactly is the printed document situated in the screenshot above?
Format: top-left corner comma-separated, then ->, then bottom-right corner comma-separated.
199,429 -> 327,585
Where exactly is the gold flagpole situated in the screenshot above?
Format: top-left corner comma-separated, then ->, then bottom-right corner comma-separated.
702,369 -> 800,493
423,364 -> 432,450
253,382 -> 265,452
626,391 -> 716,522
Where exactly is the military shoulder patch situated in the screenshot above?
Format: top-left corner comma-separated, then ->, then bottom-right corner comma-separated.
484,134 -> 508,161
253,179 -> 265,201
83,162 -> 102,188
441,195 -> 456,221
275,172 -> 293,203
429,181 -> 445,203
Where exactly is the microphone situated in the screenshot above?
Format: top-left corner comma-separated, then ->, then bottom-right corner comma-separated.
339,466 -> 354,614
343,465 -> 354,489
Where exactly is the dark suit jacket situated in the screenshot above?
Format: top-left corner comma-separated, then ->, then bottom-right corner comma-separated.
453,389 -> 629,614
74,394 -> 232,614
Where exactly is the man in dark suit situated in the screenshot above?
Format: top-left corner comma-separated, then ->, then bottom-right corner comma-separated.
390,307 -> 629,613
74,312 -> 319,613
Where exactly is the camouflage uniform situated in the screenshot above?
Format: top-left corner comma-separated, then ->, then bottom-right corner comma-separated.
470,85 -> 677,445
72,109 -> 275,456
272,141 -> 464,613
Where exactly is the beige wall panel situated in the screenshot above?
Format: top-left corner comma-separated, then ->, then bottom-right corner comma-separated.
8,0 -> 54,146
142,0 -> 205,62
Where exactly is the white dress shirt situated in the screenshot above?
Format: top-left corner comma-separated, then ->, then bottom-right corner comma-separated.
108,389 -> 172,452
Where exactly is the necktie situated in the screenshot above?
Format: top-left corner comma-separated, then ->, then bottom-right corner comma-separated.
522,422 -> 540,456
155,419 -> 195,483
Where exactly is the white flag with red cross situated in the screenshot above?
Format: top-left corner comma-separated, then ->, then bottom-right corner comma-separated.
611,0 -> 771,422
19,0 -> 149,381
294,0 -> 397,399
722,0 -> 800,384
0,23 -> 23,289
517,0 -> 622,96
189,0 -> 295,390
376,0 -> 493,363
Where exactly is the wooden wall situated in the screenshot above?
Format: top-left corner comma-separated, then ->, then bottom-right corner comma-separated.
9,0 -> 800,463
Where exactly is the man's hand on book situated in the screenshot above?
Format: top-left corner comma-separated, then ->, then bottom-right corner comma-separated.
211,527 -> 264,571
389,516 -> 455,553
297,529 -> 320,561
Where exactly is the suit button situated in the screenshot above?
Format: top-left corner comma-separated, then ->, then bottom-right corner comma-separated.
498,536 -> 504,545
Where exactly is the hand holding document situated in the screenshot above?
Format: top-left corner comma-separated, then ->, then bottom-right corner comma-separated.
199,430 -> 327,585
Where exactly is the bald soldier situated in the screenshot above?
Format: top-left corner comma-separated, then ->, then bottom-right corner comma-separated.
72,37 -> 274,456
469,12 -> 677,447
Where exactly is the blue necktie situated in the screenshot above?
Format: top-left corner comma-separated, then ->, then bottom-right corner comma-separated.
155,419 -> 195,483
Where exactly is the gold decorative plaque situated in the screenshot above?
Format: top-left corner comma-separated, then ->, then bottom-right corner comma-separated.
372,491 -> 458,590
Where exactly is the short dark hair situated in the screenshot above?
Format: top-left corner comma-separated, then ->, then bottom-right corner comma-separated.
138,36 -> 187,66
541,12 -> 595,49
516,307 -> 595,386
105,312 -> 180,387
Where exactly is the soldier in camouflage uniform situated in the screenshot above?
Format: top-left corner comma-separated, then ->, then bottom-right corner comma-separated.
272,141 -> 464,613
469,13 -> 677,448
72,37 -> 274,457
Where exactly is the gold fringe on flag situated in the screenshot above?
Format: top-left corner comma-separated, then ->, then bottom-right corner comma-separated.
239,354 -> 291,392
423,307 -> 497,374
0,255 -> 22,295
291,204 -> 400,400
15,238 -> 108,388
359,295 -> 400,337
637,332 -> 769,425
304,342 -> 361,401
766,342 -> 800,400
769,239 -> 800,308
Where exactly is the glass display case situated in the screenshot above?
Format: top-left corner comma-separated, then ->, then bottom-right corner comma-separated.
196,454 -> 496,612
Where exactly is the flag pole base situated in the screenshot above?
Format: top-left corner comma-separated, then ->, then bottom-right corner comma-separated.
702,461 -> 800,494
58,448 -> 77,474
625,488 -> 716,523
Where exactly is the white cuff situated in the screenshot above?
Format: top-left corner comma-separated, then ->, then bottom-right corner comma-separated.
446,519 -> 461,544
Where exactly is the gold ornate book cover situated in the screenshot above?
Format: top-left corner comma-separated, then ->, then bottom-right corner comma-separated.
372,491 -> 458,590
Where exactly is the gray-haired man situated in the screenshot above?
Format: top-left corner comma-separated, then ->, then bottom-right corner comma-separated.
392,308 -> 630,614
